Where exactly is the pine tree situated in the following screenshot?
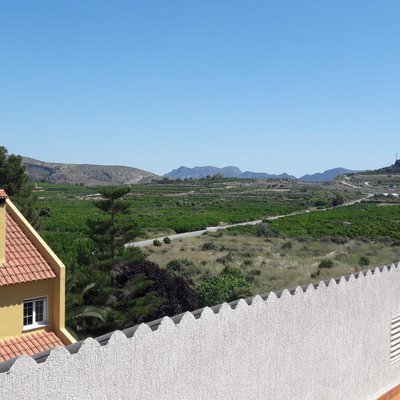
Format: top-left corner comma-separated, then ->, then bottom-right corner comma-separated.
87,186 -> 140,260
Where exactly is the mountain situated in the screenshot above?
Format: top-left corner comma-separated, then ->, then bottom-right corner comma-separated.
164,166 -> 296,180
373,159 -> 400,174
299,168 -> 357,182
22,157 -> 161,186
164,166 -> 239,179
239,171 -> 296,180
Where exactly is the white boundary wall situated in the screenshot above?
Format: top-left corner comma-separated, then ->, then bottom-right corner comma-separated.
2,263 -> 400,399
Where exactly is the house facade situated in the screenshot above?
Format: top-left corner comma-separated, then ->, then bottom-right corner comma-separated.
0,190 -> 74,362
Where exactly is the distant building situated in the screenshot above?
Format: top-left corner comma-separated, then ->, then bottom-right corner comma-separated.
0,190 -> 74,362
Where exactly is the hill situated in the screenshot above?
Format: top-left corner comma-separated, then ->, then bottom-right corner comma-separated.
22,157 -> 160,186
373,159 -> 400,174
164,166 -> 296,180
299,168 -> 357,182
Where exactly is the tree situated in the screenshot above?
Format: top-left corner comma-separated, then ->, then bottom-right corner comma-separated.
110,260 -> 199,323
87,186 -> 140,260
0,146 -> 38,227
106,272 -> 162,330
332,195 -> 344,207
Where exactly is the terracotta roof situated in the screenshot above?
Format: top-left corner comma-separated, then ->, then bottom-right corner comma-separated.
0,190 -> 8,199
0,331 -> 64,362
0,212 -> 56,286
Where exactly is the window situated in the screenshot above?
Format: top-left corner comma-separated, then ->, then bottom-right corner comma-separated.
23,297 -> 47,329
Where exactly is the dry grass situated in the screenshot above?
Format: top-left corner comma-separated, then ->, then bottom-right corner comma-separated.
146,233 -> 400,295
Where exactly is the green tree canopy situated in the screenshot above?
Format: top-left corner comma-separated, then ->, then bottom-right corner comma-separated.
0,146 -> 38,227
87,185 -> 141,260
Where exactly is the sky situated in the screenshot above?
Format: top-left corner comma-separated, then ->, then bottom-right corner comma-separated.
0,1 -> 399,177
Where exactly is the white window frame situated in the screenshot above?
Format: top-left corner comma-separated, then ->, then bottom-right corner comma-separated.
22,296 -> 48,331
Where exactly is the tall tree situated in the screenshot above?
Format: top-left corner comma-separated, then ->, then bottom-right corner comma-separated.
0,146 -> 38,227
87,186 -> 140,260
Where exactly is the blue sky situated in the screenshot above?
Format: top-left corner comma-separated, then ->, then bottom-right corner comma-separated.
0,1 -> 399,177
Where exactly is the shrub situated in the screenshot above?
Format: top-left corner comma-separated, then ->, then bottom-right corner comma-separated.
311,270 -> 320,279
318,259 -> 334,269
313,197 -> 328,207
332,195 -> 344,206
358,256 -> 370,267
163,237 -> 171,244
166,259 -> 193,274
281,241 -> 292,250
153,239 -> 162,247
196,267 -> 252,306
256,223 -> 269,237
216,252 -> 234,265
201,241 -> 218,251
39,206 -> 53,217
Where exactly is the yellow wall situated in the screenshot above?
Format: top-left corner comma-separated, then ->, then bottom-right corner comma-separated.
0,279 -> 55,340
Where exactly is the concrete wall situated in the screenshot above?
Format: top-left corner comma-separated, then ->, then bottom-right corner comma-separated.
1,263 -> 400,399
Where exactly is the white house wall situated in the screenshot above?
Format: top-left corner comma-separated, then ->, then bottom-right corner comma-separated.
1,264 -> 400,399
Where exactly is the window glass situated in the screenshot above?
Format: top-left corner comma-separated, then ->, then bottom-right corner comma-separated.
23,298 -> 47,327
23,302 -> 33,326
35,299 -> 44,322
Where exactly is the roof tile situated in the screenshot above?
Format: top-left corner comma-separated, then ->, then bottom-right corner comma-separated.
0,331 -> 64,363
0,213 -> 56,286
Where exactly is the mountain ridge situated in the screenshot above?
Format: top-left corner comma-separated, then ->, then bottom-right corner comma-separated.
22,157 -> 160,186
165,165 -> 356,182
164,166 -> 296,180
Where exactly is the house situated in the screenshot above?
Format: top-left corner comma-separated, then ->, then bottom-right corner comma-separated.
0,190 -> 75,362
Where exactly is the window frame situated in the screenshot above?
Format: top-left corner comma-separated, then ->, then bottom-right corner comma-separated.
22,296 -> 48,331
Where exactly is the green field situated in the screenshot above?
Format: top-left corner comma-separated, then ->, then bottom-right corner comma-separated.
36,180 -> 358,269
269,203 -> 400,240
37,181 -> 359,234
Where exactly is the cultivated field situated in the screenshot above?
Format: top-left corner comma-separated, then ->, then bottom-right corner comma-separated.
38,177 -> 400,293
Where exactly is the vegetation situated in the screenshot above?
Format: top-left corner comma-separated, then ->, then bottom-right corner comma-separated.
87,186 -> 139,260
268,204 -> 400,240
65,235 -> 199,339
29,178 -> 400,339
0,146 -> 38,227
196,267 -> 252,306
318,259 -> 334,269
